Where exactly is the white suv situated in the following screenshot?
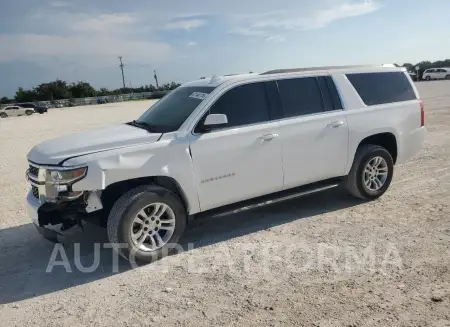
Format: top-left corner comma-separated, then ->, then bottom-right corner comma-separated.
422,67 -> 450,81
26,65 -> 426,263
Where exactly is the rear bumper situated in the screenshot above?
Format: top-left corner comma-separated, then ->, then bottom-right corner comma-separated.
397,127 -> 426,164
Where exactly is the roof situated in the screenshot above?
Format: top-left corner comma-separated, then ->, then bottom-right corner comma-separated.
182,73 -> 259,88
181,64 -> 405,88
260,65 -> 371,75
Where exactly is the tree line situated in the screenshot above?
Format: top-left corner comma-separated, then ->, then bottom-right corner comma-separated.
0,80 -> 181,104
2,58 -> 450,104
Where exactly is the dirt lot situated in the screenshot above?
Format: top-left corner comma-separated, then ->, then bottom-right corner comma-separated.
0,83 -> 449,327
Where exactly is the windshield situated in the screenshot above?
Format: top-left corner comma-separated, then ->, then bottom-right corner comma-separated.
136,86 -> 216,133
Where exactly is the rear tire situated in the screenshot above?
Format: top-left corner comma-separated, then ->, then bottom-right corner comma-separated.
345,145 -> 394,200
26,110 -> 33,115
446,75 -> 450,80
107,185 -> 186,264
0,112 -> 7,118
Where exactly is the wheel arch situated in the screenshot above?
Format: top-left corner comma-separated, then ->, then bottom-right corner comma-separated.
347,132 -> 398,174
357,132 -> 398,163
100,176 -> 190,218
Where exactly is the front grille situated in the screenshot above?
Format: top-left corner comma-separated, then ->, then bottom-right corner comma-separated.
29,165 -> 39,177
31,185 -> 39,199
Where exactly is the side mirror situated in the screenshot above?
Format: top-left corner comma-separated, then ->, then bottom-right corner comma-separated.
200,114 -> 228,132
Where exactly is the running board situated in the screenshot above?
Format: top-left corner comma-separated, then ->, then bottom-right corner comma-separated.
195,178 -> 342,220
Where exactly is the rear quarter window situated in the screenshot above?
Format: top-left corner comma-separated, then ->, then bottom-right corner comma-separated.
346,72 -> 417,106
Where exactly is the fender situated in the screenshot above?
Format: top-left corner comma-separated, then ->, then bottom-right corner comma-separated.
64,136 -> 201,214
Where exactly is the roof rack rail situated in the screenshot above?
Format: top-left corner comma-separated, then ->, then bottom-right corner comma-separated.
260,64 -> 388,75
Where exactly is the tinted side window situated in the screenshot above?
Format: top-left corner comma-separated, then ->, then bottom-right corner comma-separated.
209,82 -> 270,128
277,77 -> 324,117
317,77 -> 333,111
264,81 -> 284,120
346,72 -> 416,106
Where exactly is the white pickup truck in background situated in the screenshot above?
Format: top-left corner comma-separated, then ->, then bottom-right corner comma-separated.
26,65 -> 425,263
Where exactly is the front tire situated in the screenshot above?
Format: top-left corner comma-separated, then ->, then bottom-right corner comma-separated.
345,145 -> 394,200
26,110 -> 33,115
425,76 -> 431,81
446,75 -> 450,80
107,185 -> 186,264
0,112 -> 7,118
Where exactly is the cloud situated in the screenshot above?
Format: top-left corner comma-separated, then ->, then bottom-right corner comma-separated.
229,27 -> 267,37
0,10 -> 171,67
187,41 -> 197,47
49,1 -> 71,7
266,36 -> 285,43
72,13 -> 139,33
162,18 -> 206,31
0,34 -> 171,66
231,0 -> 381,37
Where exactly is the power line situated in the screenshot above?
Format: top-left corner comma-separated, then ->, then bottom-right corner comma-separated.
118,56 -> 126,90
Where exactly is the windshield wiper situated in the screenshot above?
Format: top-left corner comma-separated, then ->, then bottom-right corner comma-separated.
127,120 -> 158,133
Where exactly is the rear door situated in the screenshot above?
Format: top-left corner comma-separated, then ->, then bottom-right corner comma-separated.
189,82 -> 284,211
436,69 -> 447,79
432,69 -> 441,79
275,76 -> 349,189
17,106 -> 27,115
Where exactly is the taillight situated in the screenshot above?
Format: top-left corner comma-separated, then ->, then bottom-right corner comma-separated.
419,99 -> 425,127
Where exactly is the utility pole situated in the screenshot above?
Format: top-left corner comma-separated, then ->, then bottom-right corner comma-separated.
154,70 -> 159,89
118,56 -> 126,91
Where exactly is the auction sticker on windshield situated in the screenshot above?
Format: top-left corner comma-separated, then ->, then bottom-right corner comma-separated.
189,92 -> 209,100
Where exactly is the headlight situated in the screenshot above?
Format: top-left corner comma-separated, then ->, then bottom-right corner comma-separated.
47,167 -> 87,185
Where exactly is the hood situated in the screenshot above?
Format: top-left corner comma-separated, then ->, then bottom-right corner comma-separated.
28,124 -> 162,165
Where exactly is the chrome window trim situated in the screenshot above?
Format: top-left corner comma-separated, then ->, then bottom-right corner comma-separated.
190,73 -> 347,136
191,108 -> 345,136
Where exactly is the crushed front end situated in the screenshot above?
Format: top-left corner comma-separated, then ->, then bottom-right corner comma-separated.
26,162 -> 103,237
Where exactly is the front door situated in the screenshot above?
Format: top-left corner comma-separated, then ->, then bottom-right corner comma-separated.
189,82 -> 284,211
5,106 -> 19,117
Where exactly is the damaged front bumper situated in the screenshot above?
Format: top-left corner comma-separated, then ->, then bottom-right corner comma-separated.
27,190 -> 91,234
26,161 -> 103,235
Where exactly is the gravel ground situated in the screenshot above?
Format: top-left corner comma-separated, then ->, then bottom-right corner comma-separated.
0,83 -> 449,327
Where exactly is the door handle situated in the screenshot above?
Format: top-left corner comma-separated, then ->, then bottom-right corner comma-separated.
327,120 -> 344,128
258,133 -> 279,142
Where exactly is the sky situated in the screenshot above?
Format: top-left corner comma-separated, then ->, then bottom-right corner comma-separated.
1,0 -> 450,97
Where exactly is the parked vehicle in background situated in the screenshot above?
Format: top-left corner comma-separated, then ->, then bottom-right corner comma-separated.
16,103 -> 48,114
408,71 -> 418,81
422,68 -> 450,81
26,64 -> 425,264
97,97 -> 108,104
1,105 -> 34,118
